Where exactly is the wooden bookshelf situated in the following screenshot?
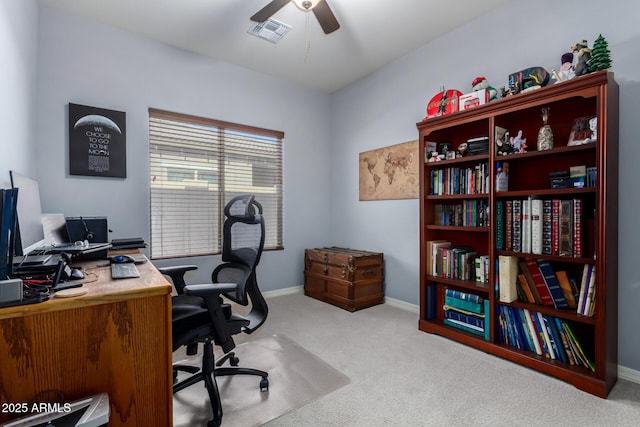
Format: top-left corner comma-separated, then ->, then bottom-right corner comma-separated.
417,71 -> 618,397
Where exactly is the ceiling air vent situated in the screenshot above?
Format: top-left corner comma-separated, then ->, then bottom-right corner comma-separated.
247,18 -> 291,43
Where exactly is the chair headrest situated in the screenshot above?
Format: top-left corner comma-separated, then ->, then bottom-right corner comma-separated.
224,195 -> 263,221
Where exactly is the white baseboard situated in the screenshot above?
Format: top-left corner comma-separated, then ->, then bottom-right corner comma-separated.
619,365 -> 640,385
263,285 -> 303,298
384,296 -> 419,314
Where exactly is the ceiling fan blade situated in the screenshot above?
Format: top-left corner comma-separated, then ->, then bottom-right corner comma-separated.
250,0 -> 291,22
313,0 -> 340,34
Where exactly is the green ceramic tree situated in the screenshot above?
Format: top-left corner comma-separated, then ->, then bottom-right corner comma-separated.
590,34 -> 612,72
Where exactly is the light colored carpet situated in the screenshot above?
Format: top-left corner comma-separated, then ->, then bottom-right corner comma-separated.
174,292 -> 640,426
172,333 -> 350,427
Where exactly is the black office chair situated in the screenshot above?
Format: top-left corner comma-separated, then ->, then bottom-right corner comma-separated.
162,195 -> 269,426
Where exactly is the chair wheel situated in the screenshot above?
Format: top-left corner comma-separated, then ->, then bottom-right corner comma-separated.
260,378 -> 269,392
208,420 -> 220,427
172,369 -> 178,385
230,356 -> 240,366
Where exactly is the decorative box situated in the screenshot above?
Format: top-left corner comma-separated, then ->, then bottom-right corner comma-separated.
459,89 -> 489,110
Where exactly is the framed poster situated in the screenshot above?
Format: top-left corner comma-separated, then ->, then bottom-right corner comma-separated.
69,103 -> 126,178
359,140 -> 419,201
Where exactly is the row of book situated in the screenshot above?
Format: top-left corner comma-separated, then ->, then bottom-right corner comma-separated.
498,256 -> 595,317
434,200 -> 489,227
426,240 -> 489,282
443,288 -> 489,340
496,198 -> 589,258
496,305 -> 594,371
428,162 -> 489,195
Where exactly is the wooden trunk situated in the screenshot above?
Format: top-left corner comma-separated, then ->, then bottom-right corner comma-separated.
304,247 -> 384,312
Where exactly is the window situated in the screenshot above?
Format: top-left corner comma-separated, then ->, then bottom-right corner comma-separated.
149,108 -> 283,259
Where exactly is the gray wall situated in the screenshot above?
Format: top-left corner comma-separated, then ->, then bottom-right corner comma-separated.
330,0 -> 640,371
0,0 -> 38,178
33,5 -> 333,291
3,0 -> 638,373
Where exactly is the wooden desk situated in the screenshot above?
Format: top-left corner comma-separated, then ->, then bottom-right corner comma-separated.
0,258 -> 173,426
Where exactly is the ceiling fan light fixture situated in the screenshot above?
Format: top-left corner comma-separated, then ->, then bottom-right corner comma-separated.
293,0 -> 321,11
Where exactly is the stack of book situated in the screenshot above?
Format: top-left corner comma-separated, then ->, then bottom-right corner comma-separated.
443,288 -> 489,340
497,198 -> 587,258
467,136 -> 489,155
496,306 -> 594,371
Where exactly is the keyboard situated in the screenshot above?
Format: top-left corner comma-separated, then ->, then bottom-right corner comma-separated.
111,263 -> 140,279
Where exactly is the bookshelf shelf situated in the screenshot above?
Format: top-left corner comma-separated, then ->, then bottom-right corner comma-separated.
417,71 -> 618,398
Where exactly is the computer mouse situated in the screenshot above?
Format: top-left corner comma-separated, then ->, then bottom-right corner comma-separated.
70,268 -> 85,280
110,255 -> 136,264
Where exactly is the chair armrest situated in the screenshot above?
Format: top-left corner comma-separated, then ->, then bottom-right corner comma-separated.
158,265 -> 198,294
184,283 -> 239,354
184,283 -> 239,296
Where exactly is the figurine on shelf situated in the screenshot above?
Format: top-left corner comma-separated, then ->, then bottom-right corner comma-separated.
572,40 -> 592,76
537,107 -> 554,150
471,76 -> 498,101
495,126 -> 511,156
510,130 -> 527,153
589,117 -> 598,142
553,52 -> 576,83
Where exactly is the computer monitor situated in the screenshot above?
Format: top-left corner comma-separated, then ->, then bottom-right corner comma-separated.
9,171 -> 46,256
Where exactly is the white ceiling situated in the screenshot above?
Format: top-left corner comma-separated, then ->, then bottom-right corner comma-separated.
38,0 -> 510,93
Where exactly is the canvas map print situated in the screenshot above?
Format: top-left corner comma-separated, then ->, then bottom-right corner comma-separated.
359,140 -> 419,201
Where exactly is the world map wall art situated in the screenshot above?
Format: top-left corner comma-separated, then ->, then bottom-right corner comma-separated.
359,140 -> 419,201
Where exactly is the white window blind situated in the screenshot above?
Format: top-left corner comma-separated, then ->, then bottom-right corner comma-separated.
149,108 -> 283,259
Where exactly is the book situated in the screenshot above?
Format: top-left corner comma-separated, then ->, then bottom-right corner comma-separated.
554,317 -> 576,365
523,309 -> 543,355
551,199 -> 560,256
495,200 -> 504,250
432,241 -> 451,277
519,261 -> 543,304
496,161 -> 509,192
522,197 -> 531,254
582,265 -> 597,317
484,300 -> 490,341
577,264 -> 594,315
498,255 -> 519,303
505,200 -> 513,251
536,311 -> 556,359
512,199 -> 522,252
559,199 -> 573,257
531,198 -> 543,255
444,295 -> 483,315
536,260 -> 569,309
555,271 -> 577,309
542,199 -> 552,255
426,240 -> 448,276
562,321 -> 595,371
444,308 -> 485,329
445,288 -> 483,304
524,258 -> 554,306
573,198 -> 582,258
517,274 -> 536,303
443,318 -> 484,336
544,314 -> 568,363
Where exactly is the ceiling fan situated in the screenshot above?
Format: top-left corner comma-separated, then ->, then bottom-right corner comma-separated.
250,0 -> 340,34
